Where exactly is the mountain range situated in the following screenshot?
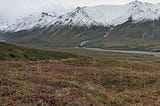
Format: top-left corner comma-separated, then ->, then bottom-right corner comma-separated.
1,0 -> 160,51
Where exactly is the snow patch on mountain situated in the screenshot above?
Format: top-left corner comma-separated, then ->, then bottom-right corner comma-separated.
81,1 -> 160,26
1,1 -> 160,32
48,1 -> 160,27
4,12 -> 58,32
53,7 -> 105,26
0,17 -> 15,31
80,40 -> 89,47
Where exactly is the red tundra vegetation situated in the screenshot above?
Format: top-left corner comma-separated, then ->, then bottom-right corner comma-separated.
0,58 -> 160,105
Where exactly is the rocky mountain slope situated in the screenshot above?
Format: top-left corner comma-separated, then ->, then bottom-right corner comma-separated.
1,1 -> 160,51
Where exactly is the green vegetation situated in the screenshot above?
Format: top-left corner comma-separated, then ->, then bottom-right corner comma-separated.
1,43 -> 160,105
3,20 -> 160,51
53,48 -> 160,61
103,39 -> 160,52
0,42 -> 79,61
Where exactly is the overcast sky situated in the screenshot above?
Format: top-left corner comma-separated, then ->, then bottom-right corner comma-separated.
0,0 -> 160,19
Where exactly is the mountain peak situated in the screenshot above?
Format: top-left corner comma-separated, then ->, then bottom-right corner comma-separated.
72,7 -> 87,15
41,12 -> 57,18
130,0 -> 143,4
75,7 -> 83,11
1,1 -> 160,32
129,0 -> 154,6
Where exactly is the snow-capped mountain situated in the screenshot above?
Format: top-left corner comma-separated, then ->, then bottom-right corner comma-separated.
4,12 -> 58,32
56,0 -> 160,27
1,0 -> 160,32
0,17 -> 8,31
92,1 -> 160,25
0,17 -> 15,31
53,7 -> 105,26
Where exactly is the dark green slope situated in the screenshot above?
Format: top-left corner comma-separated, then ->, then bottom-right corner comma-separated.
102,19 -> 160,51
110,19 -> 160,39
2,25 -> 110,48
0,42 -> 79,61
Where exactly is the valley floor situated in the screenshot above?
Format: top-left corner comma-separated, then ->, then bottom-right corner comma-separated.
1,52 -> 160,105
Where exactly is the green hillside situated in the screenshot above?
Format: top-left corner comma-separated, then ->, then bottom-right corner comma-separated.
0,42 -> 79,61
1,20 -> 160,51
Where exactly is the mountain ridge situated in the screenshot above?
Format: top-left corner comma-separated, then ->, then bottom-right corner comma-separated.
1,1 -> 160,51
1,0 -> 160,32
